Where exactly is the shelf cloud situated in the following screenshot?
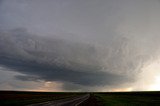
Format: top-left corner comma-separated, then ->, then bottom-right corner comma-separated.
0,0 -> 160,91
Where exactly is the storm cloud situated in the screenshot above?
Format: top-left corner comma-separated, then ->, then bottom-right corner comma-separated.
0,29 -> 133,89
0,28 -> 155,90
0,0 -> 160,91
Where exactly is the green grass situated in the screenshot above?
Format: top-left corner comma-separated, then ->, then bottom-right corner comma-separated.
1,91 -> 160,106
0,91 -> 83,106
95,92 -> 160,106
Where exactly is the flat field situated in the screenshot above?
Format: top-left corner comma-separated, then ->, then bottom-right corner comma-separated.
94,92 -> 160,106
0,91 -> 83,106
1,91 -> 160,106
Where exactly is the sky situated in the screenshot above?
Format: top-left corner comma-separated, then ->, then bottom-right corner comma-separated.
0,0 -> 160,92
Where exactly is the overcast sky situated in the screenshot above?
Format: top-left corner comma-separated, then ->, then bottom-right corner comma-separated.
0,0 -> 160,91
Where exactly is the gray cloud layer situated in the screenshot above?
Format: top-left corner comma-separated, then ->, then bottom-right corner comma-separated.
0,0 -> 160,91
0,29 -> 137,90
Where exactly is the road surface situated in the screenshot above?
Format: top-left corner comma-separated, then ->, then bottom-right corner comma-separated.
27,94 -> 90,106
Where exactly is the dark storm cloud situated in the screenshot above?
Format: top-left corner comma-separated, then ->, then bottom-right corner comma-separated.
0,29 -> 133,89
1,0 -> 160,91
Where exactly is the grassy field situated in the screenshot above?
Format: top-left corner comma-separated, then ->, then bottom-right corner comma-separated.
1,91 -> 160,106
0,91 -> 83,106
94,92 -> 160,106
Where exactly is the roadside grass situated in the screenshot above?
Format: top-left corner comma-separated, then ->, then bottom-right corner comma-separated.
1,98 -> 56,106
1,91 -> 160,106
94,92 -> 160,106
0,91 -> 83,106
95,92 -> 160,106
